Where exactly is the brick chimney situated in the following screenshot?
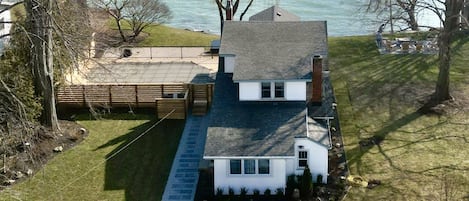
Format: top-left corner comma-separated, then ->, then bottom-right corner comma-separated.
226,0 -> 233,20
311,55 -> 323,105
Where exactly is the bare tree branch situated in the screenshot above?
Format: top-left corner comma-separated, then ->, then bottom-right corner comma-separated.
239,0 -> 254,21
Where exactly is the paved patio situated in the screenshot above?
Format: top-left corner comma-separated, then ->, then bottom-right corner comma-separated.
67,47 -> 218,85
162,113 -> 210,201
377,37 -> 439,55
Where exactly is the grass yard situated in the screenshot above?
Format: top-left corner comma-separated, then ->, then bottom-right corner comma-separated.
106,19 -> 219,47
138,25 -> 219,47
0,114 -> 184,201
329,34 -> 469,200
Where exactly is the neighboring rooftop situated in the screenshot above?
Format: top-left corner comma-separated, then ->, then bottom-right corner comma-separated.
204,73 -> 329,157
249,5 -> 300,22
68,47 -> 218,85
219,21 -> 328,81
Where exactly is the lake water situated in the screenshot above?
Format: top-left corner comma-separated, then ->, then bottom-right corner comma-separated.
160,0 -> 441,37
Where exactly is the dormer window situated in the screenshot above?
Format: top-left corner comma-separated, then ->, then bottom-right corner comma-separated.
261,82 -> 285,99
274,82 -> 284,98
261,82 -> 271,98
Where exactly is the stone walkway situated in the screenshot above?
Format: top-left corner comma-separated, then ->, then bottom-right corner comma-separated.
162,113 -> 210,201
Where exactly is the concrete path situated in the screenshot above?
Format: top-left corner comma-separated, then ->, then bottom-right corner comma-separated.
162,113 -> 209,201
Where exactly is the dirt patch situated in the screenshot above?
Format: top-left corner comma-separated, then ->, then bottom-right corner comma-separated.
0,120 -> 87,190
417,87 -> 469,116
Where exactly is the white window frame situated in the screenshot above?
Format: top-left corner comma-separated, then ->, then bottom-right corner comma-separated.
260,81 -> 285,99
228,159 -> 271,175
298,151 -> 308,169
230,159 -> 242,174
258,159 -> 270,174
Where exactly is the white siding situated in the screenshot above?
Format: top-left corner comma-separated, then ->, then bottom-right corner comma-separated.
286,81 -> 307,101
239,82 -> 260,100
238,81 -> 307,101
213,159 -> 287,195
285,158 -> 296,175
293,138 -> 328,183
224,56 -> 235,73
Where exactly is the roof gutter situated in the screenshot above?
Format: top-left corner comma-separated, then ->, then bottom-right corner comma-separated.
203,156 -> 295,160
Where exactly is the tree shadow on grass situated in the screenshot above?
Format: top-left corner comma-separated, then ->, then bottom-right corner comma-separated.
95,118 -> 185,201
347,110 -> 422,174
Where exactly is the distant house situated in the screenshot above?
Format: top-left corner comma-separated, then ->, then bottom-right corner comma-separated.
249,5 -> 300,22
203,6 -> 332,195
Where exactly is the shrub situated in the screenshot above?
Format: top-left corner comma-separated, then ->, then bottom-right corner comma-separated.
316,174 -> 323,184
300,165 -> 313,199
228,187 -> 235,196
286,174 -> 299,197
264,188 -> 271,196
253,189 -> 260,199
215,187 -> 224,196
275,188 -> 285,200
240,187 -> 248,199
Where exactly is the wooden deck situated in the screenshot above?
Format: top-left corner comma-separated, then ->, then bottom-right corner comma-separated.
56,83 -> 213,119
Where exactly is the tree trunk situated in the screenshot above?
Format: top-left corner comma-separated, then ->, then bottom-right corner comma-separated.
434,0 -> 463,103
215,0 -> 225,33
116,19 -> 127,42
407,3 -> 419,31
26,0 -> 59,130
435,31 -> 451,102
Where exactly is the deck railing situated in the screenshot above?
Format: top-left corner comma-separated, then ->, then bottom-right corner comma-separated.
56,83 -> 214,119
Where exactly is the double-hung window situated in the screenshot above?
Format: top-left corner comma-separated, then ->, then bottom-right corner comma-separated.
298,151 -> 308,168
261,82 -> 285,99
229,159 -> 270,175
261,82 -> 271,98
274,82 -> 285,98
244,160 -> 256,174
230,159 -> 241,174
258,159 -> 270,174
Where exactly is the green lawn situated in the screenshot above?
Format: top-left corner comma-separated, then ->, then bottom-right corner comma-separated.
138,25 -> 219,47
330,34 -> 469,200
108,20 -> 219,47
0,114 -> 184,201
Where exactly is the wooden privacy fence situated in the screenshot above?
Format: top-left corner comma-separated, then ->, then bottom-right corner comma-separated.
56,83 -> 213,119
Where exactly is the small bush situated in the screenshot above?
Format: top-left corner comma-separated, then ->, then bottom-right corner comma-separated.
275,188 -> 284,196
300,166 -> 313,199
240,187 -> 248,199
264,188 -> 271,196
215,187 -> 224,196
286,174 -> 299,197
228,187 -> 235,196
316,174 -> 323,184
253,189 -> 260,199
253,189 -> 260,195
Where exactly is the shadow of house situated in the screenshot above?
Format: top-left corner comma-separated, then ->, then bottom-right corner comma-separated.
96,119 -> 185,200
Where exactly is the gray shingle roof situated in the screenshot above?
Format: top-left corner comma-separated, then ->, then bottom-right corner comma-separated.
249,6 -> 300,22
204,73 -> 309,157
219,21 -> 327,81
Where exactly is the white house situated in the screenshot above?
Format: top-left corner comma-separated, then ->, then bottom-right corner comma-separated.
203,6 -> 332,195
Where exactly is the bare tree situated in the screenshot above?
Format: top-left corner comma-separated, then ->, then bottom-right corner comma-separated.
125,0 -> 171,41
93,0 -> 171,43
0,0 -> 92,130
25,0 -> 58,130
430,0 -> 464,104
365,0 -> 420,32
214,0 -> 255,31
93,0 -> 130,42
